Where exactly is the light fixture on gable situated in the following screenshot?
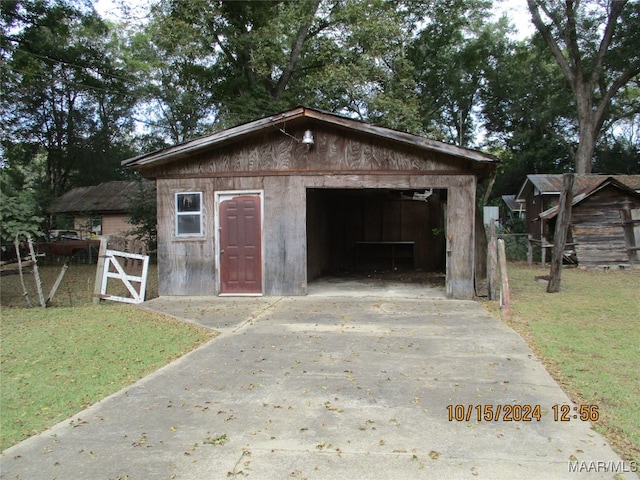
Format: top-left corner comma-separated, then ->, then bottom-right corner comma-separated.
302,130 -> 314,146
277,122 -> 314,149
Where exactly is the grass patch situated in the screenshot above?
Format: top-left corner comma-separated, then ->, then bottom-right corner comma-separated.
1,304 -> 214,451
500,264 -> 640,465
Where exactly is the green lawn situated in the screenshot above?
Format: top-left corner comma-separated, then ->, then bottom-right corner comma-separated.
0,304 -> 214,451
501,264 -> 640,465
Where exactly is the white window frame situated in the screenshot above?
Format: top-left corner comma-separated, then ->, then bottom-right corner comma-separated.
175,192 -> 204,237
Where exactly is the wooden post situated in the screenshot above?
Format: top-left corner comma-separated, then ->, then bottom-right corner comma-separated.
547,173 -> 575,293
46,264 -> 69,306
527,235 -> 533,266
93,236 -> 109,305
497,238 -> 511,319
25,235 -> 46,307
445,233 -> 453,298
620,209 -> 639,266
487,219 -> 498,300
14,237 -> 31,307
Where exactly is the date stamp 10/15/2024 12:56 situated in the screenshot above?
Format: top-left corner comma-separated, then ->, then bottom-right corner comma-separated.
446,404 -> 600,422
446,404 -> 638,474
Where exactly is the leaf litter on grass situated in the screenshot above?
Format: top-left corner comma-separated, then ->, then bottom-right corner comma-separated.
1,304 -> 214,450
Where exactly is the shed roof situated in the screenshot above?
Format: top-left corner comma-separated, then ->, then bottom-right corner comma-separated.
501,194 -> 525,212
539,176 -> 640,220
516,174 -> 640,202
48,180 -> 152,215
122,107 -> 498,173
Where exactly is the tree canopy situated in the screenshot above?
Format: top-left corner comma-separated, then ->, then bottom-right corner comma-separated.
1,0 -> 638,235
526,0 -> 640,174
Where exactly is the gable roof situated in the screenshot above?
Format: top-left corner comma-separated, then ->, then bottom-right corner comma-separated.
48,180 -> 153,215
122,106 -> 498,172
539,176 -> 640,220
516,173 -> 640,202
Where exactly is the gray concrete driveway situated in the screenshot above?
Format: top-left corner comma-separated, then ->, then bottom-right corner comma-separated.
1,280 -> 634,479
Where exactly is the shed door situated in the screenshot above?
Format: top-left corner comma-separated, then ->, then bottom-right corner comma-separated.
219,195 -> 262,294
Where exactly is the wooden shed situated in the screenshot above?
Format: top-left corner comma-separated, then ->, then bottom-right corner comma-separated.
539,177 -> 640,267
123,107 -> 497,299
516,174 -> 640,241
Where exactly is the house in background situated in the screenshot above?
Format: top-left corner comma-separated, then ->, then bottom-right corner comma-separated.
123,107 -> 497,299
516,174 -> 640,267
48,180 -> 153,238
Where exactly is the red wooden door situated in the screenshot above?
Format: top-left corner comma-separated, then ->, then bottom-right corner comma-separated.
219,195 -> 262,294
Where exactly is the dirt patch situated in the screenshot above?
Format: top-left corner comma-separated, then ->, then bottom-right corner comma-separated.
321,269 -> 446,287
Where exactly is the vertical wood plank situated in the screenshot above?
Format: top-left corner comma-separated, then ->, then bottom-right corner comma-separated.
27,234 -> 46,307
487,220 -> 498,300
263,175 -> 306,295
498,238 -> 511,319
446,178 -> 476,299
93,236 -> 109,304
475,205 -> 488,295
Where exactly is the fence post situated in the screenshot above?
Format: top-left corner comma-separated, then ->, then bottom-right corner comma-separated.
93,236 -> 109,305
487,219 -> 498,300
46,264 -> 69,306
27,234 -> 46,307
498,238 -> 511,319
14,237 -> 31,307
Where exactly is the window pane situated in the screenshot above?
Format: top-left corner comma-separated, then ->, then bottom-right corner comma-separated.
177,215 -> 201,235
177,193 -> 201,212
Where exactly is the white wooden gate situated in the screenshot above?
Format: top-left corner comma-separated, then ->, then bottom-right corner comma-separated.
99,249 -> 150,304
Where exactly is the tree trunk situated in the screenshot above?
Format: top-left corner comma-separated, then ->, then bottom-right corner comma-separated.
574,88 -> 596,174
574,129 -> 595,174
547,173 -> 575,293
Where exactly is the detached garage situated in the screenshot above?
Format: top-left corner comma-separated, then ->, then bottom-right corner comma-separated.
123,107 -> 497,299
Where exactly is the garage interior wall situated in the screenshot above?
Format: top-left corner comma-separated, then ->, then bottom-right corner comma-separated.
306,188 -> 446,280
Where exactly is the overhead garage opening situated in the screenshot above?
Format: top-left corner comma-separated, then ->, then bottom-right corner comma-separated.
306,188 -> 447,285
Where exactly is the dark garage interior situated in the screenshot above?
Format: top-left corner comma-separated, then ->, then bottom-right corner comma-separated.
306,188 -> 447,282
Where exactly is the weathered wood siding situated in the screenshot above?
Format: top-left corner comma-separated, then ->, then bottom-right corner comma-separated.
150,125 -> 478,299
525,192 -> 557,240
150,126 -> 467,178
572,186 -> 640,266
262,175 -> 307,295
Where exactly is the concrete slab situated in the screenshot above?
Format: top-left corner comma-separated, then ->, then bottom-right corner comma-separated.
1,289 -> 635,480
